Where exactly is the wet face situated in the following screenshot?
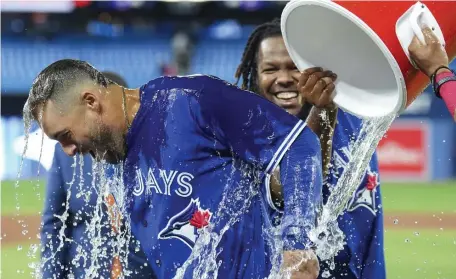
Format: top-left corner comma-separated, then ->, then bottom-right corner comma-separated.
40,97 -> 126,164
257,36 -> 302,116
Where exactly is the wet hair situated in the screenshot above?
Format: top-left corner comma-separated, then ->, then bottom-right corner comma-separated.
102,71 -> 128,87
235,19 -> 282,93
24,59 -> 110,122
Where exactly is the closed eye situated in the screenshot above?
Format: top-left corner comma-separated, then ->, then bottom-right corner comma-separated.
61,131 -> 71,140
56,131 -> 73,144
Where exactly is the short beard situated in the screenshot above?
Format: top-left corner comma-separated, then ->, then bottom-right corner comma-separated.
89,118 -> 126,164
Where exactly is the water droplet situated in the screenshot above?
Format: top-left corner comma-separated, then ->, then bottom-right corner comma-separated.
321,270 -> 331,278
29,244 -> 38,254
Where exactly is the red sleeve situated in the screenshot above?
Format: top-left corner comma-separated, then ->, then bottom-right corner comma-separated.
436,71 -> 456,120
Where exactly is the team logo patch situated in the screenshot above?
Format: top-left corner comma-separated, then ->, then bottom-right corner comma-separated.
158,198 -> 211,249
346,168 -> 379,216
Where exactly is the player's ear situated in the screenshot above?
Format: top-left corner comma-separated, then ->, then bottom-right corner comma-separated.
81,91 -> 101,113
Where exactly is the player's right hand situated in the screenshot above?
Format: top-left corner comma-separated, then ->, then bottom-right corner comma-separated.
281,249 -> 320,279
298,67 -> 337,109
408,26 -> 450,77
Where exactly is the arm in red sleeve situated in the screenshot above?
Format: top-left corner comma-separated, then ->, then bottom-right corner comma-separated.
436,71 -> 456,121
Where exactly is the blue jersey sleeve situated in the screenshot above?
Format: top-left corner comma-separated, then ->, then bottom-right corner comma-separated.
191,76 -> 323,250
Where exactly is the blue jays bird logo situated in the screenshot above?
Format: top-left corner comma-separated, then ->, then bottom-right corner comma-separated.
346,168 -> 379,216
158,198 -> 211,249
330,146 -> 380,216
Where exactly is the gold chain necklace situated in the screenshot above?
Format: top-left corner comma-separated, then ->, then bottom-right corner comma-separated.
121,87 -> 131,129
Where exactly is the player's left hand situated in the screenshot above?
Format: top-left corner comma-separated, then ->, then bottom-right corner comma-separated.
298,67 -> 337,109
281,250 -> 320,279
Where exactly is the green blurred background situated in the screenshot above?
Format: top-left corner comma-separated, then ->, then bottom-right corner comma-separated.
1,180 -> 456,278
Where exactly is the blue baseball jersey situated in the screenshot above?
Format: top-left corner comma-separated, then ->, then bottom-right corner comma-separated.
122,75 -> 322,279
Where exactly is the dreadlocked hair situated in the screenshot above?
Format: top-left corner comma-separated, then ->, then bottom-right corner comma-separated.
235,19 -> 282,93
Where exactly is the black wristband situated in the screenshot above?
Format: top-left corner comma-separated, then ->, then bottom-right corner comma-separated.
431,66 -> 453,98
436,75 -> 456,99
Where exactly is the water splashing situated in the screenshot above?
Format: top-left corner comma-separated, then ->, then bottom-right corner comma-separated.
18,114 -> 133,278
174,161 -> 261,279
14,112 -> 33,214
310,114 -> 396,262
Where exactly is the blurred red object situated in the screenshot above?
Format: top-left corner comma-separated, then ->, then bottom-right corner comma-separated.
161,64 -> 178,76
74,0 -> 91,8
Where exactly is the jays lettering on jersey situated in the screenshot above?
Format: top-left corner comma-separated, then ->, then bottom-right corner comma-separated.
321,110 -> 386,279
122,75 -> 322,279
